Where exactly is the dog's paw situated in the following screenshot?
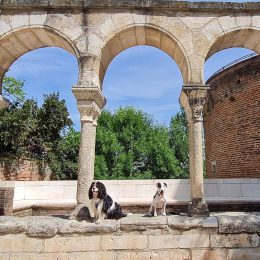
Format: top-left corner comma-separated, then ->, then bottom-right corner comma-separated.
162,212 -> 166,216
127,213 -> 133,216
95,220 -> 101,224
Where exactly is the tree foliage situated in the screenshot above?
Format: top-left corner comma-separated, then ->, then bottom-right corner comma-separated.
95,107 -> 184,180
0,82 -> 72,164
169,108 -> 189,178
2,76 -> 25,104
48,128 -> 80,180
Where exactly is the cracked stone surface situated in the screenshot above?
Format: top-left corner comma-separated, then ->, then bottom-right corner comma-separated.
216,212 -> 260,234
0,212 -> 259,238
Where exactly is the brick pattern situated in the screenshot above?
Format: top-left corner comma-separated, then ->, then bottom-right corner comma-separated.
0,187 -> 14,215
0,159 -> 51,181
204,55 -> 260,178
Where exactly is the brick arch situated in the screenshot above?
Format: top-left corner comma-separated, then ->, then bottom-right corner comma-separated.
99,25 -> 190,87
205,28 -> 260,60
0,26 -> 80,93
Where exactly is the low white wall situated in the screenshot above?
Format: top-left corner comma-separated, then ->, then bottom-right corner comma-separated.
6,178 -> 260,211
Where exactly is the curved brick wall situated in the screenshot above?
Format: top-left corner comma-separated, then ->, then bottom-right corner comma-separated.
204,55 -> 260,178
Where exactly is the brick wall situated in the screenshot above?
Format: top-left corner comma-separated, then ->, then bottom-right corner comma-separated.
0,187 -> 14,215
0,158 -> 51,181
204,55 -> 260,178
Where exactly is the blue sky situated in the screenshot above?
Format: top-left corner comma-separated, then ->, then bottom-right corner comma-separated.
6,44 -> 253,131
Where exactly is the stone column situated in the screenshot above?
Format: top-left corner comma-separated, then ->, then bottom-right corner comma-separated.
180,85 -> 210,217
70,86 -> 106,220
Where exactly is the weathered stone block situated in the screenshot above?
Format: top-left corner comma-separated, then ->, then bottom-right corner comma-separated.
218,213 -> 260,234
101,234 -> 148,250
0,234 -> 42,253
210,234 -> 259,248
0,217 -> 26,234
168,215 -> 218,230
228,248 -> 260,260
192,249 -> 228,260
10,13 -> 29,29
26,218 -> 58,238
0,254 -> 9,260
116,251 -> 151,260
29,11 -> 47,26
150,249 -> 191,260
9,253 -> 69,260
149,234 -> 210,249
70,251 -> 116,260
58,219 -> 118,234
0,20 -> 11,35
44,235 -> 100,252
120,214 -> 167,231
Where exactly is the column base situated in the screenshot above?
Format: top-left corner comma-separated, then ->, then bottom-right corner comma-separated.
188,198 -> 210,217
69,203 -> 93,222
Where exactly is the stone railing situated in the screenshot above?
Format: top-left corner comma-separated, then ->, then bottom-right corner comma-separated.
11,179 -> 260,212
0,213 -> 260,259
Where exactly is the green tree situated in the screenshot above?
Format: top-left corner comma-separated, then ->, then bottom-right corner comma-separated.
95,107 -> 182,180
2,76 -> 25,104
48,128 -> 80,180
169,108 -> 189,178
0,90 -> 72,162
0,99 -> 38,157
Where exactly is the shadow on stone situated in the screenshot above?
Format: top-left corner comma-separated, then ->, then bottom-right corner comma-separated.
69,204 -> 93,222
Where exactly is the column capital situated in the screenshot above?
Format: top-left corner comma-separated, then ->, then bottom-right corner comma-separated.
182,85 -> 210,122
0,95 -> 10,109
72,86 -> 106,123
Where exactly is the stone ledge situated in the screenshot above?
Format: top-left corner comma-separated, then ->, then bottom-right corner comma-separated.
0,212 -> 259,238
0,0 -> 259,12
217,212 -> 260,234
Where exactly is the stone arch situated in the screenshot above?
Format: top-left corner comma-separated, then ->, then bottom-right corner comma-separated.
205,27 -> 260,60
0,26 -> 80,93
98,25 -> 190,88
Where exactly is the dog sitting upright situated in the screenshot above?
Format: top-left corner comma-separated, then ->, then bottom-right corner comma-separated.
88,181 -> 128,224
149,182 -> 167,216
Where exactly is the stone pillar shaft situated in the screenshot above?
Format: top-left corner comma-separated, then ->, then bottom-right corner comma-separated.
77,120 -> 97,204
180,85 -> 210,217
72,87 -> 106,205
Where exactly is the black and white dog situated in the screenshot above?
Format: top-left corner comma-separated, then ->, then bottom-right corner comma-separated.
88,181 -> 128,224
149,182 -> 167,216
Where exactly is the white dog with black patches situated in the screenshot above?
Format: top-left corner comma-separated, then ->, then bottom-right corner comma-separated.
88,181 -> 128,224
149,182 -> 167,216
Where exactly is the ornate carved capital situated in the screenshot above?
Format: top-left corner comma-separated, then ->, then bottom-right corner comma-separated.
182,85 -> 210,122
0,95 -> 10,109
72,86 -> 106,123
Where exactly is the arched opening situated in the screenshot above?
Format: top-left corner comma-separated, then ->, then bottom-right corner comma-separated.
99,26 -> 190,87
95,44 -> 188,183
204,42 -> 259,179
0,27 -> 79,181
0,27 -> 79,91
205,28 -> 260,60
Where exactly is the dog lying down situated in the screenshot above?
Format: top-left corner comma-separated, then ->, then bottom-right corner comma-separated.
148,182 -> 167,217
88,181 -> 130,224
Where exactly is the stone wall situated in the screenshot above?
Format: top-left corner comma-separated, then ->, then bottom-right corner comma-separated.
0,158 -> 51,181
204,55 -> 260,178
0,213 -> 259,259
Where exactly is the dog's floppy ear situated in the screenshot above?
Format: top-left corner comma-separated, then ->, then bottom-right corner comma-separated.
164,183 -> 167,188
97,181 -> 107,199
88,182 -> 94,199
